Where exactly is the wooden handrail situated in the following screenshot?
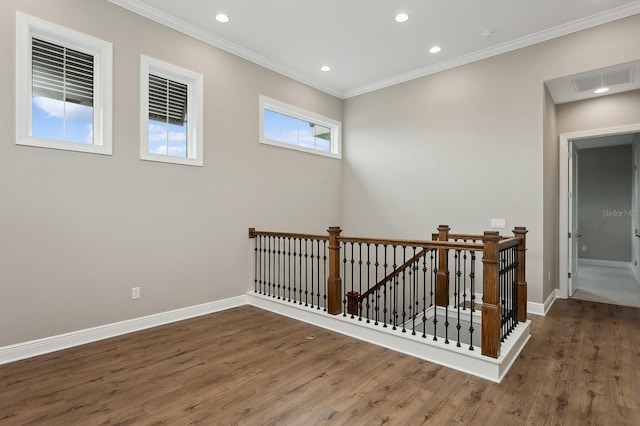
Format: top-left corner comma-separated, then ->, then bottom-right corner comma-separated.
498,237 -> 521,250
338,236 -> 483,252
248,228 -> 329,241
357,249 -> 428,301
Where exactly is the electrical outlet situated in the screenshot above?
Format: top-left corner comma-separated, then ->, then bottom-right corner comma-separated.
131,287 -> 140,300
581,245 -> 587,252
491,218 -> 506,229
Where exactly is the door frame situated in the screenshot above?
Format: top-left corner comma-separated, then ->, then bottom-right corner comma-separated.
558,123 -> 640,299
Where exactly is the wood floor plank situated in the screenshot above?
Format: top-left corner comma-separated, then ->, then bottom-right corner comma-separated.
0,299 -> 638,425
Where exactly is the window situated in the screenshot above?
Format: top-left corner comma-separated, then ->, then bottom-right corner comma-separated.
259,95 -> 341,159
140,55 -> 203,166
15,12 -> 113,155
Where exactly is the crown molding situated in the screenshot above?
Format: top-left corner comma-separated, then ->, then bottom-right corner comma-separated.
108,0 -> 640,100
106,0 -> 344,98
344,2 -> 640,98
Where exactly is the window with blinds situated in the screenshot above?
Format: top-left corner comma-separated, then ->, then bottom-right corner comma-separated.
32,37 -> 94,107
16,12 -> 113,154
148,74 -> 187,126
140,55 -> 203,166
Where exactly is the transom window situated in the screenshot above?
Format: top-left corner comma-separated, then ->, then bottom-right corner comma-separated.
259,95 -> 341,159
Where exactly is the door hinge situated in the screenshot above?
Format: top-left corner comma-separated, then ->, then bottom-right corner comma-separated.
568,272 -> 572,278
568,232 -> 572,238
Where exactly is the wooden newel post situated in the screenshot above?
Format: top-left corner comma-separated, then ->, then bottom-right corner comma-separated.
481,231 -> 501,358
436,225 -> 450,307
327,226 -> 343,315
513,227 -> 528,323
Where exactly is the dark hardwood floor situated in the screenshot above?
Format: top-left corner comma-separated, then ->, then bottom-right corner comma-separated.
0,299 -> 638,425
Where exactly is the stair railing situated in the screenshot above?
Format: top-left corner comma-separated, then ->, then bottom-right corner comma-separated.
249,225 -> 527,358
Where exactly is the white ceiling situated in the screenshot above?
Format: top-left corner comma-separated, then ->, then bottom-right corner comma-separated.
108,0 -> 640,99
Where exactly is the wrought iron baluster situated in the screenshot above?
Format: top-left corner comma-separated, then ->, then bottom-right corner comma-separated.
444,249 -> 450,345
310,238 -> 315,309
267,236 -> 272,296
323,240 -> 327,311
365,243 -> 371,323
401,246 -> 408,333
358,242 -> 363,321
342,241 -> 347,317
421,250 -> 428,339
304,238 -> 309,307
455,249 -> 462,347
411,246 -> 417,336
383,245 -> 388,327
298,238 -> 303,304
276,237 -> 282,299
469,251 -> 476,351
374,244 -> 380,326
432,248 -> 438,341
462,249 -> 468,310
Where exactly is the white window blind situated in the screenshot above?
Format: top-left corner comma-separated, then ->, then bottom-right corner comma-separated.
31,37 -> 94,107
148,74 -> 187,126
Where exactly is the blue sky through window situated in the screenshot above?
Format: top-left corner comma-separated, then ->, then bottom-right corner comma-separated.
263,109 -> 331,153
148,121 -> 187,157
32,95 -> 93,144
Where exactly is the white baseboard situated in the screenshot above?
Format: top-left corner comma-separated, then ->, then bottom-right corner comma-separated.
248,292 -> 530,383
527,289 -> 557,316
0,295 -> 248,366
578,259 -> 633,269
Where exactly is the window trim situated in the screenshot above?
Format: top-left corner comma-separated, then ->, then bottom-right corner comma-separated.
15,12 -> 113,155
259,95 -> 342,159
140,55 -> 204,167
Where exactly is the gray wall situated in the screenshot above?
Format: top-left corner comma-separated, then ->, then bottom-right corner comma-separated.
556,90 -> 640,134
343,14 -> 640,304
576,146 -> 632,262
0,0 -> 343,347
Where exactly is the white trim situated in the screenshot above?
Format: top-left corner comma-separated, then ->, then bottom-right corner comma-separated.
559,124 -> 640,299
107,0 -> 640,99
106,0 -> 343,99
248,292 -> 530,383
140,55 -> 204,167
527,289 -> 557,316
0,295 -> 247,366
578,259 -> 634,269
15,12 -> 113,155
344,3 -> 640,98
259,95 -> 342,159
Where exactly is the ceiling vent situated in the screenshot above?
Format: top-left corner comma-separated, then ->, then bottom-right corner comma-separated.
571,67 -> 634,92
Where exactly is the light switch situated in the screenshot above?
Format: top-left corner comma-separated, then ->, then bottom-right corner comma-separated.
491,218 -> 506,229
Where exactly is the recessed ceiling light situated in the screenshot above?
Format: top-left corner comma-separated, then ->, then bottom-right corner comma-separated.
429,46 -> 442,54
594,87 -> 610,94
320,65 -> 331,72
215,13 -> 230,23
395,13 -> 409,23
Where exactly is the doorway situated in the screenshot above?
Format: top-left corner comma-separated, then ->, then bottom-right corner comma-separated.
559,124 -> 640,306
571,137 -> 639,307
